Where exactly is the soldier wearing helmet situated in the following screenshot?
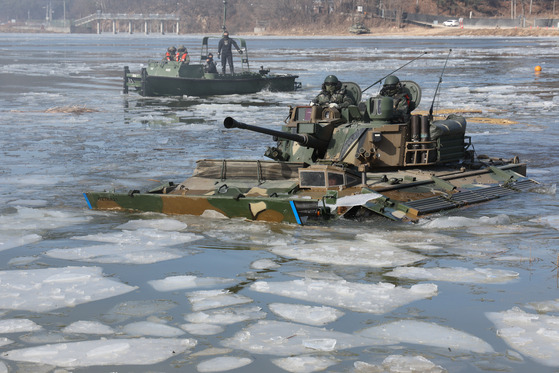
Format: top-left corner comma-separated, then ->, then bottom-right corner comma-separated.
176,45 -> 190,63
311,75 -> 355,109
164,46 -> 177,61
380,75 -> 411,121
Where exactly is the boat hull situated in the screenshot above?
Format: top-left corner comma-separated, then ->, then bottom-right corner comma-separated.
84,161 -> 536,225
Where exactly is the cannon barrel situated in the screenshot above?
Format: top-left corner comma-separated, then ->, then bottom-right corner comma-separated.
224,117 -> 326,150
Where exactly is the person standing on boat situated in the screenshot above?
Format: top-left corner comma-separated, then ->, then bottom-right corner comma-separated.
311,75 -> 354,109
176,46 -> 190,63
217,31 -> 242,74
380,75 -> 411,121
205,53 -> 218,74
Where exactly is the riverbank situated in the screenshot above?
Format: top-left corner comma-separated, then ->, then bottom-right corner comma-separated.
250,24 -> 559,37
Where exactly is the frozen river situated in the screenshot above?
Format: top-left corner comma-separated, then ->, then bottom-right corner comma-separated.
0,33 -> 558,372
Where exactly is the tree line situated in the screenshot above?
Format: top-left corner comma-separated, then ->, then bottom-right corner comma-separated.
1,0 -> 556,32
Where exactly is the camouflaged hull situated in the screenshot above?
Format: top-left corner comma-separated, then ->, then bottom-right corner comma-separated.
84,159 -> 535,225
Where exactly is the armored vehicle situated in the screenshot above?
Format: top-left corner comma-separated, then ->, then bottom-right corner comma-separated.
85,77 -> 536,225
123,37 -> 299,97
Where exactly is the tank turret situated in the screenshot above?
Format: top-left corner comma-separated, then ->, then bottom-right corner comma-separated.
224,80 -> 471,172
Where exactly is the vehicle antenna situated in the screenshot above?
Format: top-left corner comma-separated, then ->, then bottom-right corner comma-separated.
429,49 -> 452,121
362,51 -> 428,94
222,0 -> 227,32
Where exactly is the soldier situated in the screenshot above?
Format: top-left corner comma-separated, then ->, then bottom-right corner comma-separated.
176,46 -> 190,63
164,46 -> 177,61
311,75 -> 355,109
217,31 -> 243,74
379,75 -> 411,121
205,53 -> 218,73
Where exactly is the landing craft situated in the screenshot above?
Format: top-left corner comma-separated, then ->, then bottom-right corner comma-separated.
85,54 -> 537,224
123,36 -> 300,97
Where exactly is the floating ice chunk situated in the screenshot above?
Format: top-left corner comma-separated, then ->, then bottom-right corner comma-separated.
269,303 -> 344,326
0,338 -> 13,347
354,355 -> 447,373
0,207 -> 91,232
221,320 -> 376,356
251,258 -> 280,270
148,275 -> 236,292
191,347 -> 233,357
116,218 -> 188,231
1,338 -> 197,367
272,355 -> 338,373
186,289 -> 253,311
180,323 -> 224,336
7,199 -> 48,207
487,306 -> 559,366
0,361 -> 6,373
185,306 -> 266,325
46,229 -> 201,264
527,299 -> 559,313
7,256 -> 38,266
422,215 -> 510,229
0,319 -> 42,333
532,215 -> 559,230
251,279 -> 437,314
271,241 -> 424,268
62,321 -> 114,335
0,266 -> 136,312
122,321 -> 185,337
358,320 -> 494,353
0,234 -> 42,252
385,266 -> 519,284
103,300 -> 177,323
196,356 -> 252,372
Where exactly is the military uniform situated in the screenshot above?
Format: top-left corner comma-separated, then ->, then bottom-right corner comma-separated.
380,75 -> 411,122
312,75 -> 354,108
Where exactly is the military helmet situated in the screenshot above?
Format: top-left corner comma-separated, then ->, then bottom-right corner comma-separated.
324,75 -> 339,85
384,75 -> 400,85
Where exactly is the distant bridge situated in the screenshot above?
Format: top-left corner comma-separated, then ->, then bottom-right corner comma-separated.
74,12 -> 180,34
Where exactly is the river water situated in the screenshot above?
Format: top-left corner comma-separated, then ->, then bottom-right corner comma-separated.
0,33 -> 558,372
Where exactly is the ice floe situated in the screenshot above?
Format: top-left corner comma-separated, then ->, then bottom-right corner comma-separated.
116,218 -> 188,231
250,258 -> 281,270
358,320 -> 494,353
45,228 -> 202,264
122,321 -> 186,337
221,320 -> 377,356
421,214 -> 511,229
0,233 -> 42,252
148,275 -> 236,292
487,306 -> 559,366
251,278 -> 438,314
197,356 -> 253,372
62,321 -> 114,335
354,355 -> 447,373
0,266 -> 136,312
270,240 -> 425,268
1,338 -> 197,367
0,319 -> 42,334
269,303 -> 344,326
526,299 -> 559,313
181,323 -> 225,336
103,300 -> 177,323
272,355 -> 338,373
385,266 -> 519,284
0,338 -> 13,348
186,289 -> 253,311
185,306 -> 266,325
